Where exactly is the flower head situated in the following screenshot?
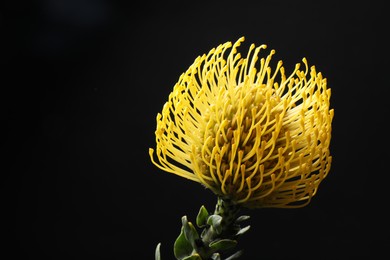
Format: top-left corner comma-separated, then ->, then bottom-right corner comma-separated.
149,37 -> 333,209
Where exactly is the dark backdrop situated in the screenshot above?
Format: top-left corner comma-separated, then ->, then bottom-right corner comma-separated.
2,1 -> 388,259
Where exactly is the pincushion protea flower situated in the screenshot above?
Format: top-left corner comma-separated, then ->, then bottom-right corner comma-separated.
149,37 -> 333,209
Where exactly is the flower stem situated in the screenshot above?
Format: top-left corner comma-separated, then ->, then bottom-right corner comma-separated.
201,197 -> 241,245
155,197 -> 250,260
171,196 -> 249,259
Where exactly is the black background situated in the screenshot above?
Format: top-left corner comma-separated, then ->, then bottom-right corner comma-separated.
2,1 -> 388,259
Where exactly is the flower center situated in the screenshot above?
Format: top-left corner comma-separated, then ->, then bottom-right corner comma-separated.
194,83 -> 284,201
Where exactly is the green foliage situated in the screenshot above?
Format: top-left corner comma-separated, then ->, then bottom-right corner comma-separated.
235,225 -> 250,236
209,239 -> 237,251
207,215 -> 222,235
182,216 -> 200,249
182,254 -> 202,260
196,205 -> 209,228
174,226 -> 194,260
155,243 -> 161,260
235,215 -> 250,223
156,198 -> 250,260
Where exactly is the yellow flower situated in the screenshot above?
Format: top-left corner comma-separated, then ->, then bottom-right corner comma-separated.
149,37 -> 333,209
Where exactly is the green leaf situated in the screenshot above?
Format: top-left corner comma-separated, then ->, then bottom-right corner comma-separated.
182,254 -> 202,260
211,253 -> 221,260
207,215 -> 222,234
235,215 -> 250,223
155,243 -> 161,260
196,205 -> 209,228
236,225 -> 250,236
174,226 -> 193,260
209,239 -> 237,251
182,216 -> 200,249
